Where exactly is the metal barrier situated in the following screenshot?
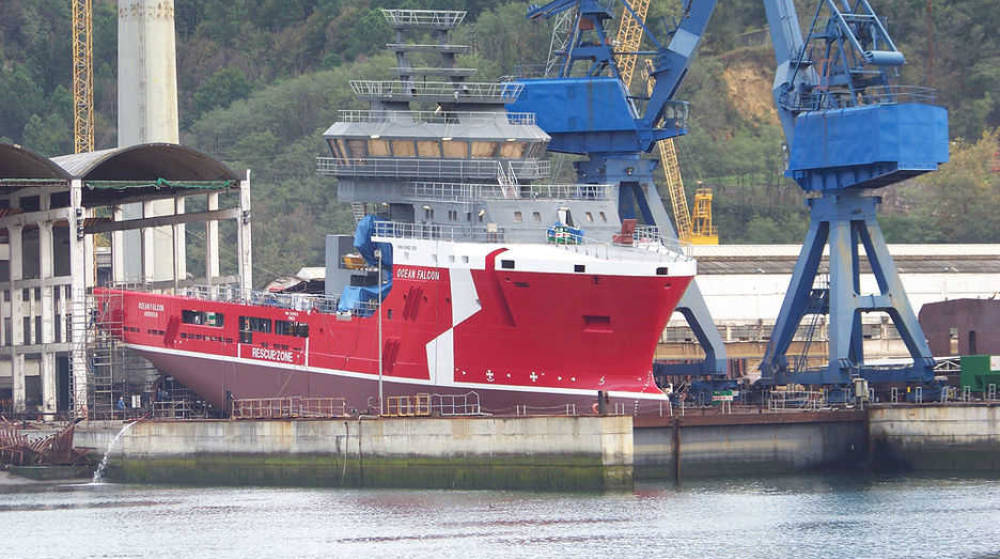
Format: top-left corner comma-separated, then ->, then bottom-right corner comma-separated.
317,156 -> 549,180
767,390 -> 824,410
406,182 -> 613,202
349,80 -> 522,101
373,220 -> 505,243
231,397 -> 347,420
430,392 -> 481,416
337,109 -> 535,126
385,394 -> 432,417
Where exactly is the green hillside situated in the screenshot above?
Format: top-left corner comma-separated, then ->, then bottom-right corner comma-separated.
0,0 -> 997,282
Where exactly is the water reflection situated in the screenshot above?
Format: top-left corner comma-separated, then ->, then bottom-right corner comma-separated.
0,475 -> 997,559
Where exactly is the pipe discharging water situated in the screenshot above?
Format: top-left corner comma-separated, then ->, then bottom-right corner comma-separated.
92,421 -> 138,483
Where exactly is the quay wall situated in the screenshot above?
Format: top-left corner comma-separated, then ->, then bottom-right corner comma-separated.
88,416 -> 634,491
868,404 -> 1000,471
67,405 -> 1000,489
633,411 -> 867,480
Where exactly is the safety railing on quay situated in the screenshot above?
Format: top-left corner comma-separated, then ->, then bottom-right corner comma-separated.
349,80 -> 523,102
231,397 -> 348,420
317,157 -> 550,180
381,392 -> 482,417
431,392 -> 482,416
337,109 -> 535,126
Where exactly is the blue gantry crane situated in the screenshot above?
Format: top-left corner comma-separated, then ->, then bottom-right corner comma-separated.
511,0 -> 727,377
758,0 -> 949,387
513,0 -> 949,391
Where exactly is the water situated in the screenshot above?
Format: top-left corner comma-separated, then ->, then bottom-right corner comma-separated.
1,475 -> 998,558
91,421 -> 138,483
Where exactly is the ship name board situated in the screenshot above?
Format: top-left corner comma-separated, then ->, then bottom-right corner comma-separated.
138,301 -> 164,318
250,347 -> 295,363
396,267 -> 440,281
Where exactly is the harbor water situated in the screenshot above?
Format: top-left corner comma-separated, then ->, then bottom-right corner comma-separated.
1,475 -> 998,558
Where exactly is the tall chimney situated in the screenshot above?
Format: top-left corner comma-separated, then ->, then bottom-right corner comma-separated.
118,0 -> 179,144
117,0 -> 184,284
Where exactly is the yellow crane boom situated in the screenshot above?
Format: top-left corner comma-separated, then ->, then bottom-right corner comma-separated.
617,6 -> 719,245
72,0 -> 94,153
613,0 -> 651,88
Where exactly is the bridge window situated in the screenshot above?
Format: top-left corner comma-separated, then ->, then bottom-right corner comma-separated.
347,139 -> 367,157
275,320 -> 309,338
182,310 -> 224,327
368,139 -> 391,156
442,140 -> 468,158
417,140 -> 441,158
513,211 -> 523,223
239,316 -> 271,343
499,141 -> 526,158
532,211 -> 541,223
470,141 -> 498,158
391,139 -> 416,157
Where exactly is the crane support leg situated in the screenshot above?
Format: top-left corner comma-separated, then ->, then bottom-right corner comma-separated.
760,191 -> 935,386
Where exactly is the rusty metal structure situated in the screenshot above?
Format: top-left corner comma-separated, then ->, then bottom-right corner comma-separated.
0,420 -> 86,466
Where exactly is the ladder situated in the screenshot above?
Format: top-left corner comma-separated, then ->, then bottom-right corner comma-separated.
612,0 -> 651,87
497,161 -> 519,198
658,138 -> 693,241
351,202 -> 367,224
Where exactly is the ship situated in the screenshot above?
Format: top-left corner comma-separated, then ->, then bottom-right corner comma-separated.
96,9 -> 696,415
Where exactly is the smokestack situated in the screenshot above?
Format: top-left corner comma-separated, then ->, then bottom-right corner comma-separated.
118,0 -> 179,144
117,0 -> 184,284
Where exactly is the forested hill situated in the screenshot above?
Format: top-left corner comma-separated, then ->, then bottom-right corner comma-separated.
1,0 -> 997,282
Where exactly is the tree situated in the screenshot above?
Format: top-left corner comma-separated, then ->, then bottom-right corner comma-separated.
192,68 -> 252,120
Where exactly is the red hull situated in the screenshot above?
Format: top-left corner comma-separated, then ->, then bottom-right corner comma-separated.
99,260 -> 691,412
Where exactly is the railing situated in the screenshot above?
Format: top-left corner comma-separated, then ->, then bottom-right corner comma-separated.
337,109 -> 535,126
766,390 -> 825,410
431,391 -> 482,416
231,397 -> 348,420
169,285 -> 386,317
349,80 -> 523,101
387,43 -> 472,54
406,181 -> 612,202
554,236 -> 692,263
632,224 -> 690,254
786,85 -> 937,112
384,394 -> 432,417
381,9 -> 466,27
317,157 -> 550,179
372,220 -> 505,243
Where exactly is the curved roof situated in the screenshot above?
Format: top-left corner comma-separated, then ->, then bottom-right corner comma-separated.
51,143 -> 239,181
0,143 -> 71,180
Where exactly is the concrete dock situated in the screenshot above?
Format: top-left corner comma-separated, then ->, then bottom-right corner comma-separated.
69,403 -> 1000,491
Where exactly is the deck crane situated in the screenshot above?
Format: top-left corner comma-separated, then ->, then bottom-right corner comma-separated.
758,0 -> 949,387
511,0 -> 728,377
72,0 -> 94,153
